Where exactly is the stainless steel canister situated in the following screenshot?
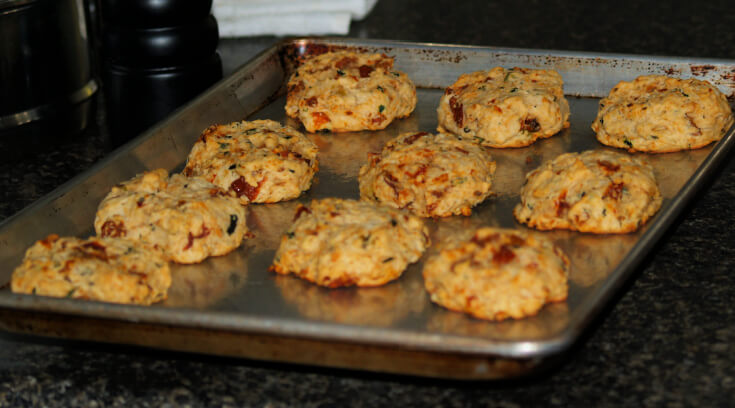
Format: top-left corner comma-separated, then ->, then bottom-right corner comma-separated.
0,0 -> 97,130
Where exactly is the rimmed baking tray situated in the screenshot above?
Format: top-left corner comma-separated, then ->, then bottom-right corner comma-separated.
1,38 -> 734,380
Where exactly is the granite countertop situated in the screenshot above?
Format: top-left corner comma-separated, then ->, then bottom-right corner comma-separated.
1,1 -> 735,406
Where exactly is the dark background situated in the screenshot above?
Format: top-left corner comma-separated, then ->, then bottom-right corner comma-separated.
1,0 -> 734,406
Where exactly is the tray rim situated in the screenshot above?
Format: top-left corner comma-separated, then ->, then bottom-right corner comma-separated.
1,37 -> 734,362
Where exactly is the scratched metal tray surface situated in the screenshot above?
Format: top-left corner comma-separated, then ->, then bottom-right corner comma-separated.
1,38 -> 734,379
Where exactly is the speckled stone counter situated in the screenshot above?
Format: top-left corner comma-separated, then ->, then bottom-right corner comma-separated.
1,1 -> 735,406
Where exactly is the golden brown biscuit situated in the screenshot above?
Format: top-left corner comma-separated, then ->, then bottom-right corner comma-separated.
513,150 -> 662,234
94,169 -> 249,264
423,227 -> 569,321
437,67 -> 570,148
285,51 -> 416,132
183,119 -> 318,204
270,198 -> 430,288
358,131 -> 496,218
592,75 -> 733,152
11,234 -> 171,305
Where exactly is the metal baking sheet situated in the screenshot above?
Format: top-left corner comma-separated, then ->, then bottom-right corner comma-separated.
1,38 -> 734,379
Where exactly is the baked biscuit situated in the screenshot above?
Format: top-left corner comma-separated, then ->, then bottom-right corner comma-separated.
94,169 -> 249,264
270,198 -> 430,288
285,51 -> 417,132
437,67 -> 570,148
358,131 -> 496,218
11,234 -> 171,305
423,227 -> 569,321
592,75 -> 733,153
184,119 -> 318,204
513,150 -> 662,234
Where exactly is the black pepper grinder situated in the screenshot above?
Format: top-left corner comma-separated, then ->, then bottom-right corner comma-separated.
99,0 -> 222,145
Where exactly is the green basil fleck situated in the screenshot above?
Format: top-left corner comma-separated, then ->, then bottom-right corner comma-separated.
379,105 -> 385,113
227,214 -> 238,235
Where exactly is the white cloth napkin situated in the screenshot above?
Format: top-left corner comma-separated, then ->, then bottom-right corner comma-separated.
213,0 -> 378,37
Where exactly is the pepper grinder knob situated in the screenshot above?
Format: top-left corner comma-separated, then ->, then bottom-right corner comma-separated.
99,0 -> 222,145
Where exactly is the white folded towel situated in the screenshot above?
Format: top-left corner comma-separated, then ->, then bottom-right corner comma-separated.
213,0 -> 378,37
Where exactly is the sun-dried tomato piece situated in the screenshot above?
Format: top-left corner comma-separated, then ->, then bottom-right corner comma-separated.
100,220 -> 126,237
449,96 -> 463,127
371,114 -> 386,125
555,190 -> 570,216
383,172 -> 401,198
359,65 -> 374,78
603,182 -> 625,201
507,234 -> 526,247
184,225 -> 211,250
521,116 -> 541,132
230,177 -> 263,201
403,132 -> 427,145
493,245 -> 516,264
311,112 -> 330,128
79,241 -> 109,261
597,160 -> 620,173
293,205 -> 312,221
406,165 -> 428,178
335,56 -> 356,69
